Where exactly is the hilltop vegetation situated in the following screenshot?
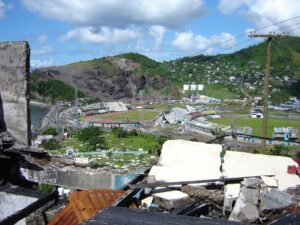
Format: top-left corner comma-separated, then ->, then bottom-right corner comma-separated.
30,70 -> 86,103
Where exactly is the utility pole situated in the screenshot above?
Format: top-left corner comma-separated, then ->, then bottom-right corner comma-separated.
138,90 -> 144,122
248,34 -> 287,151
231,119 -> 237,151
74,87 -> 79,121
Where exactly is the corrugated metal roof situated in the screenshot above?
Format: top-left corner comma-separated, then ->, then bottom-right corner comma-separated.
48,189 -> 126,225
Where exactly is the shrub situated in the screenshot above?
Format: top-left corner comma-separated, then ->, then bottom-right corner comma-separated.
41,139 -> 60,150
42,127 -> 57,136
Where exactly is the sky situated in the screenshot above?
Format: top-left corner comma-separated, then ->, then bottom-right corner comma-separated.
0,0 -> 300,68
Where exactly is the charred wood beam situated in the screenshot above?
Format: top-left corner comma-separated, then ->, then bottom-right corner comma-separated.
0,189 -> 59,225
129,175 -> 274,189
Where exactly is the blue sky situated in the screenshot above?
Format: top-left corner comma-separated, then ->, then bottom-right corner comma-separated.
0,0 -> 299,67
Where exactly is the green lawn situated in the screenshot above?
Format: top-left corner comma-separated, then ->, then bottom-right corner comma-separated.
84,110 -> 159,122
210,117 -> 300,137
105,133 -> 159,152
202,84 -> 239,100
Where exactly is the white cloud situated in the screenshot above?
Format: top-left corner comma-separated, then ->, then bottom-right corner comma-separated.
31,46 -> 54,56
0,0 -> 12,18
22,0 -> 205,27
60,26 -> 142,44
172,31 -> 236,53
38,35 -> 47,44
149,25 -> 167,51
218,0 -> 300,35
31,59 -> 55,68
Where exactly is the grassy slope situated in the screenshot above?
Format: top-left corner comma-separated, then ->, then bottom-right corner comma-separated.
201,84 -> 239,99
210,117 -> 300,137
83,110 -> 159,122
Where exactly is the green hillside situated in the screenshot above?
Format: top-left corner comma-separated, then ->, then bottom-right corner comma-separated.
30,37 -> 300,103
164,37 -> 300,102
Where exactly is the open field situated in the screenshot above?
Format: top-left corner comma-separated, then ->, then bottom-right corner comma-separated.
83,110 -> 160,122
54,132 -> 161,153
201,84 -> 239,100
210,117 -> 300,137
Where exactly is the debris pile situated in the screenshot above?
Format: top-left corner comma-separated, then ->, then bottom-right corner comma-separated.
136,140 -> 300,224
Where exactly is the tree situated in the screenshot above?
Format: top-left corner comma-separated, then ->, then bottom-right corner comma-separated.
41,139 -> 60,150
211,128 -> 226,144
77,127 -> 106,150
42,127 -> 57,136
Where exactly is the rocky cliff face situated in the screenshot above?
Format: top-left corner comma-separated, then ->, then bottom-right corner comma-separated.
37,56 -> 179,100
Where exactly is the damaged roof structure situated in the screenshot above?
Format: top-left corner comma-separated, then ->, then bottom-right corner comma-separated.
53,140 -> 300,225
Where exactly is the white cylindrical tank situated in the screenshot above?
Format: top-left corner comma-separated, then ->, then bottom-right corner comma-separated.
183,84 -> 190,91
190,84 -> 197,91
198,84 -> 204,91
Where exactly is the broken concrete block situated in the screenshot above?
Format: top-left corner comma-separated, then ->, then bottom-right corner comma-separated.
223,184 -> 240,214
181,185 -> 224,204
152,190 -> 192,210
241,177 -> 262,189
141,196 -> 153,208
260,188 -> 297,212
223,151 -> 300,190
261,176 -> 278,188
229,187 -> 260,223
148,140 -> 223,183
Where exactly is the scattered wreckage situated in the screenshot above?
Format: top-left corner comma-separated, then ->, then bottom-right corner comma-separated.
46,140 -> 300,225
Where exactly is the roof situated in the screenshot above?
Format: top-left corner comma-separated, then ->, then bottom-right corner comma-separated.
84,207 -> 247,225
48,189 -> 127,225
189,112 -> 203,117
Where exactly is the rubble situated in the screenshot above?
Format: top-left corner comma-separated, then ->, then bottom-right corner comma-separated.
152,190 -> 193,210
229,179 -> 260,223
143,141 -> 300,224
141,196 -> 153,208
260,188 -> 297,211
223,184 -> 240,213
181,185 -> 224,204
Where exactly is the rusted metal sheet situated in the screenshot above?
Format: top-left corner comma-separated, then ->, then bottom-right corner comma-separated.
48,189 -> 126,225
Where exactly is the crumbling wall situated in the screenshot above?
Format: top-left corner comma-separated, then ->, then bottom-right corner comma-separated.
0,42 -> 31,146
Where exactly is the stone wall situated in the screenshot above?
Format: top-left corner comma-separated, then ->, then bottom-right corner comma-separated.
0,42 -> 31,146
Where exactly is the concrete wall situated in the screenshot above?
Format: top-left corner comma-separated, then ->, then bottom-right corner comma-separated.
21,166 -> 113,190
0,42 -> 31,146
0,192 -> 38,225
